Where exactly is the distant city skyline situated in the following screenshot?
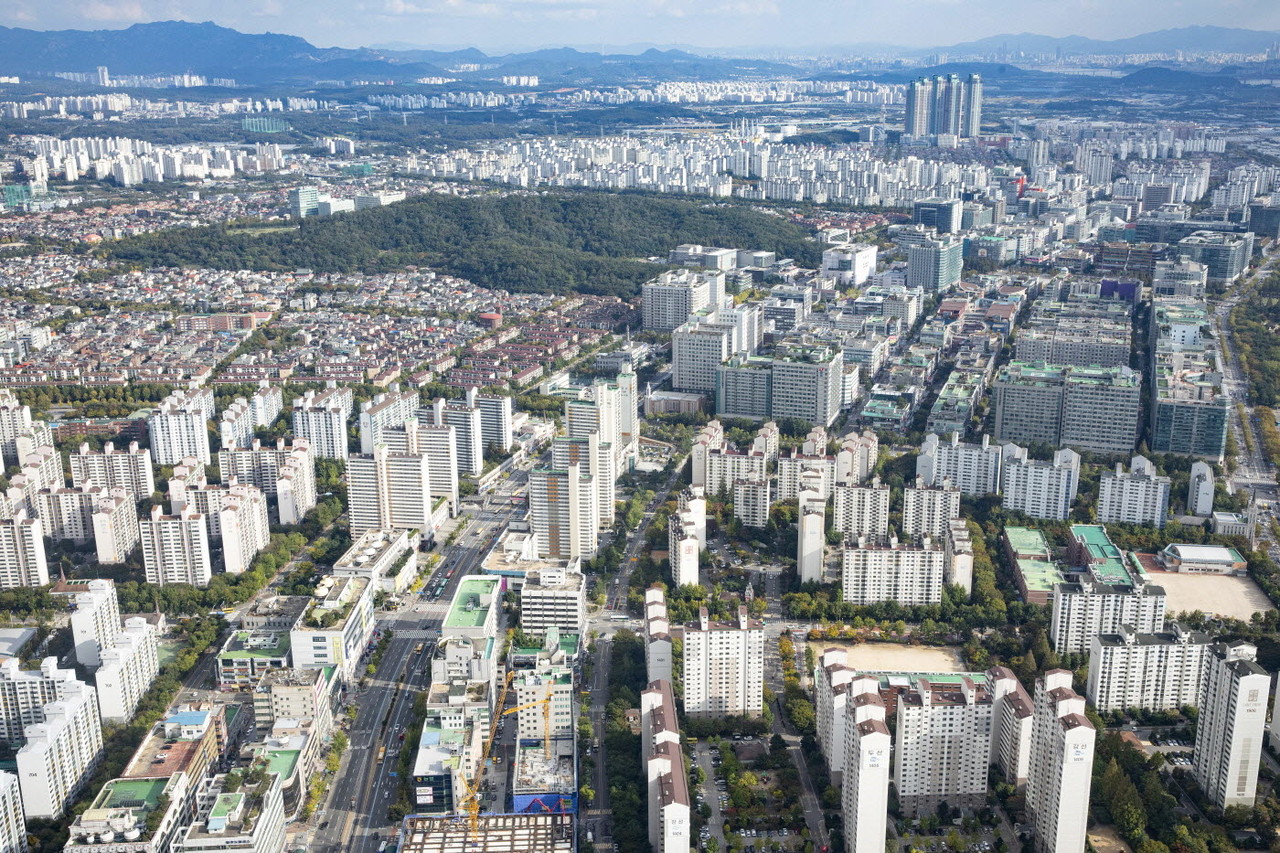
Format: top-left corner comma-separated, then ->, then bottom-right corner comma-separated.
2,0 -> 1279,53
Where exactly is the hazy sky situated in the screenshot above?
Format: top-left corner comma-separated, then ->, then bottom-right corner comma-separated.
3,0 -> 1280,51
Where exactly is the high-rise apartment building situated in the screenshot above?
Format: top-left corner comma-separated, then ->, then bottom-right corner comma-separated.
0,657 -> 82,744
840,679 -> 891,853
429,396 -> 483,477
69,440 -> 155,501
1027,671 -> 1095,853
832,479 -> 890,539
1097,455 -> 1171,526
1189,461 -> 1216,516
0,511 -> 48,589
90,488 -> 140,565
1194,641 -> 1270,809
346,446 -> 434,536
15,680 -> 103,820
642,269 -> 714,331
841,535 -> 945,606
95,617 -> 160,723
291,385 -> 353,460
682,606 -> 764,719
917,432 -> 1003,496
149,388 -> 215,465
644,587 -> 674,684
529,464 -> 598,560
140,506 -> 212,587
672,320 -> 733,393
219,438 -> 317,525
1000,448 -> 1080,521
904,74 -> 983,138
552,433 -> 614,530
0,771 -> 24,853
1087,623 -> 1212,713
901,477 -> 961,538
219,398 -> 256,451
640,680 -> 691,853
358,385 -> 420,455
53,579 -> 120,668
219,485 -> 271,575
993,362 -> 1141,455
798,502 -> 825,584
475,392 -> 514,453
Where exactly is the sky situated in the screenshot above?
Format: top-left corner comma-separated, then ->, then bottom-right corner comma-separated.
2,0 -> 1280,52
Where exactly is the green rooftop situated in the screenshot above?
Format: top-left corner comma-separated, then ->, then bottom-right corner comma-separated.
264,749 -> 300,780
1018,558 -> 1068,593
96,777 -> 169,811
209,792 -> 243,821
444,577 -> 501,629
1071,525 -> 1132,588
1004,526 -> 1050,560
221,632 -> 290,659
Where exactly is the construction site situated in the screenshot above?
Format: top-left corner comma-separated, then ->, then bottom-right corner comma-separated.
398,812 -> 576,853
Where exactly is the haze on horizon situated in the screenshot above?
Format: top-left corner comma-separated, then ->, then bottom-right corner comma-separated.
3,0 -> 1280,53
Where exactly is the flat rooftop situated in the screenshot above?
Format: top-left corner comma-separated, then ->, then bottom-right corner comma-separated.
264,749 -> 300,780
400,813 -> 574,853
95,777 -> 169,810
444,576 -> 502,629
1071,524 -> 1132,588
1004,526 -> 1050,559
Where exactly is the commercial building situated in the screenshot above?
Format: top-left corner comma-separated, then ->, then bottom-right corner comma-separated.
822,243 -> 878,286
993,361 -> 1141,455
1176,230 -> 1253,284
289,575 -> 376,683
252,667 -> 334,736
917,432 -> 1003,496
215,631 -> 291,691
139,506 -> 212,587
769,342 -> 844,428
1086,623 -> 1212,712
291,385 -> 353,461
332,527 -> 419,596
1153,259 -> 1209,298
672,320 -> 733,393
907,237 -> 963,292
148,388 -> 215,465
1193,641 -> 1270,809
173,770 -> 287,853
397,813 -> 574,853
1097,456 -> 1170,526
682,606 -> 764,719
519,566 -> 587,637
1026,671 -> 1095,853
840,535 -> 945,606
69,440 -> 155,501
1149,298 -> 1230,460
95,617 -> 160,724
15,680 -> 104,819
1000,448 -> 1079,521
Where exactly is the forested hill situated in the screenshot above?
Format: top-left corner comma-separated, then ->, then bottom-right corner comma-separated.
105,192 -> 822,297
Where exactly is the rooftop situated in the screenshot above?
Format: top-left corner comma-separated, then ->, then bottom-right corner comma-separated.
444,576 -> 502,630
95,777 -> 169,811
1070,524 -> 1132,588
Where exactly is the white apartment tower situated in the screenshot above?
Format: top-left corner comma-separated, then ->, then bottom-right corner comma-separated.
836,431 -> 878,486
291,385 -> 353,460
1098,455 -> 1171,527
552,433 -> 615,530
149,388 -> 216,465
917,432 -> 1003,496
0,657 -> 82,744
95,617 -> 160,724
668,513 -> 700,589
797,502 -> 826,585
643,269 -> 713,331
58,579 -> 120,668
219,438 -> 317,525
219,398 -> 256,450
140,505 -> 212,587
894,675 -> 994,817
346,446 -> 434,536
250,380 -> 283,427
475,392 -> 514,453
0,389 -> 34,468
90,488 -> 140,565
530,463 -> 598,561
358,385 -> 420,455
0,771 -> 24,853
640,680 -> 691,853
0,511 -> 48,589
682,606 -> 764,719
832,478 -> 890,539
1189,460 -> 1215,517
1027,671 -> 1096,853
841,536 -> 945,606
1194,641 -> 1270,809
1050,579 -> 1166,656
429,396 -> 483,477
1086,623 -> 1212,713
69,441 -> 155,501
220,485 -> 271,575
644,587 -> 674,684
15,681 -> 103,820
901,477 -> 961,538
840,680 -> 891,853
1000,448 -> 1080,521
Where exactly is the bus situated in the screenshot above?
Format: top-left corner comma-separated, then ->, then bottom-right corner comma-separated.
610,614 -> 628,622
376,746 -> 387,764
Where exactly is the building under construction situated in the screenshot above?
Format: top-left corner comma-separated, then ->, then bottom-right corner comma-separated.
399,812 -> 575,853
511,741 -> 576,814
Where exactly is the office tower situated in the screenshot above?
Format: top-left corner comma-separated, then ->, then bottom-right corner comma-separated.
0,511 -> 48,589
530,463 -> 598,560
219,438 -> 317,525
1189,461 -> 1215,516
645,587 -> 674,684
1098,456 -> 1171,526
95,617 -> 160,723
901,477 -> 961,538
821,243 -> 878,286
1087,623 -> 1212,713
0,388 -> 35,468
519,567 -> 587,637
219,486 -> 270,575
0,772 -> 23,853
475,392 -> 514,454
0,657 -> 82,744
907,236 -> 963,294
358,385 -> 419,454
917,432 -> 1003,496
148,388 -> 215,465
640,681 -> 691,853
429,396 -> 483,477
1194,641 -> 1270,809
54,579 -> 120,668
993,362 -> 1142,455
90,488 -> 140,565
552,433 -> 614,530
219,398 -> 255,450
291,385 -> 353,460
1027,671 -> 1095,853
841,536 -> 945,606
1149,298 -> 1229,461
798,501 -> 825,584
912,199 -> 963,234
346,446 -> 434,536
1177,231 -> 1253,284
903,74 -> 982,137
769,342 -> 843,428
1153,259 -> 1209,298
1000,448 -> 1080,521
69,440 -> 155,501
15,681 -> 103,819
832,478 -> 890,539
140,506 -> 212,587
682,606 -> 764,719
289,186 -> 320,218
840,679 -> 890,853
642,269 -> 713,331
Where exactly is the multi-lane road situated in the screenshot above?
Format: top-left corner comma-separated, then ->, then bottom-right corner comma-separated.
306,473 -> 529,852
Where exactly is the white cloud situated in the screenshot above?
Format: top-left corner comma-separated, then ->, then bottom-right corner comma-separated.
80,0 -> 147,21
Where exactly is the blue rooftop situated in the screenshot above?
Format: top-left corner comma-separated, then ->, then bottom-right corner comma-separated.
165,710 -> 209,726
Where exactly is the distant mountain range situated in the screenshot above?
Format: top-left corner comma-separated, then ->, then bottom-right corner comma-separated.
0,21 -> 1277,88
